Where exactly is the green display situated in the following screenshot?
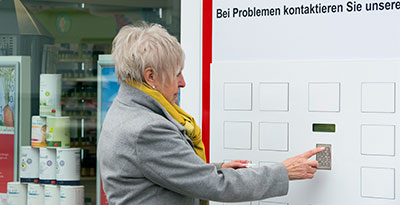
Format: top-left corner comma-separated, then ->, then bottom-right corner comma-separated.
312,123 -> 335,133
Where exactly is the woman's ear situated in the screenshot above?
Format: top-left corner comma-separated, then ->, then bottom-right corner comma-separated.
143,67 -> 155,86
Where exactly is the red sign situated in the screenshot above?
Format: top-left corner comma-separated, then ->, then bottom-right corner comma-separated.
101,181 -> 109,205
0,133 -> 14,193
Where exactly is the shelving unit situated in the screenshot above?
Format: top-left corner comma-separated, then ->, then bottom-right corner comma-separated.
54,42 -> 102,204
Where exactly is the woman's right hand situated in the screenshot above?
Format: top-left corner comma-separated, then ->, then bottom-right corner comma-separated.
282,147 -> 325,180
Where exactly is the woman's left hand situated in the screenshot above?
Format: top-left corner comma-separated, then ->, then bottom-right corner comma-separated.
221,160 -> 250,169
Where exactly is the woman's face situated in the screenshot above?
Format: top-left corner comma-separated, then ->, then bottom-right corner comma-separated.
155,70 -> 186,105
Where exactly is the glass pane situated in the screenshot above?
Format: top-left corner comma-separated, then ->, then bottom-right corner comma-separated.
0,0 -> 180,204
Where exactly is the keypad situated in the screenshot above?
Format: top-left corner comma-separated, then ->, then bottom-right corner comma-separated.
316,144 -> 331,170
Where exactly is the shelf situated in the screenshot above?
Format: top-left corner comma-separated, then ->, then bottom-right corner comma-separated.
63,107 -> 97,111
68,115 -> 97,120
58,58 -> 93,63
80,176 -> 96,181
63,77 -> 97,82
62,96 -> 97,100
61,109 -> 97,116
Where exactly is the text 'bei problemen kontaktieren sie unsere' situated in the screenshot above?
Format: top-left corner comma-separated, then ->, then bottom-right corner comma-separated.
216,1 -> 400,19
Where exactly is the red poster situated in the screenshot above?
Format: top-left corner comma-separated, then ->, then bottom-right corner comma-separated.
0,133 -> 14,193
0,62 -> 17,193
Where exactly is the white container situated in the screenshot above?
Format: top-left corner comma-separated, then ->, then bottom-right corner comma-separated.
60,185 -> 84,205
40,74 -> 61,117
40,148 -> 57,184
56,148 -> 80,185
44,185 -> 60,205
0,193 -> 7,205
7,182 -> 27,205
46,116 -> 71,147
31,116 -> 47,148
20,146 -> 39,183
27,184 -> 44,205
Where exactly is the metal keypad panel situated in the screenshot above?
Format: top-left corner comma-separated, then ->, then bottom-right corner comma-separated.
316,144 -> 332,170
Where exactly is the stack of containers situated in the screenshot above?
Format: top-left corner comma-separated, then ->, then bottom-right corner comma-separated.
6,74 -> 84,205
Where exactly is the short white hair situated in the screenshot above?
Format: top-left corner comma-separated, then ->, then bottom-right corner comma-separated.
112,23 -> 184,84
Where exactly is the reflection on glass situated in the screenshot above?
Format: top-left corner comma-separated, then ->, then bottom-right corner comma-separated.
1,0 -> 181,204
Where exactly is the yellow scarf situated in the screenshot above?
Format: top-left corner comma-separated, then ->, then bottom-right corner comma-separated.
128,81 -> 207,162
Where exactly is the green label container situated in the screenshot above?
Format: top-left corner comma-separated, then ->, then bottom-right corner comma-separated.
40,74 -> 61,117
46,116 -> 70,147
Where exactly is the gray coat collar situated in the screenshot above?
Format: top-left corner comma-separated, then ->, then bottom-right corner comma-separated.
116,82 -> 188,137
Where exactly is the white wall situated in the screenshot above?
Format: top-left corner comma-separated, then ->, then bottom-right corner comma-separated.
180,0 -> 203,124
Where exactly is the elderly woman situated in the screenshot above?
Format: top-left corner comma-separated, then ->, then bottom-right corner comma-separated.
98,23 -> 324,205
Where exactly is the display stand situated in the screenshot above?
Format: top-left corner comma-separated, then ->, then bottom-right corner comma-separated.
0,56 -> 31,193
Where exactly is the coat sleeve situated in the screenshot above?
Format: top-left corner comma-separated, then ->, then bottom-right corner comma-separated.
135,120 -> 289,202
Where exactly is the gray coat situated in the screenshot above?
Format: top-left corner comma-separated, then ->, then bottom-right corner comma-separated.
98,82 -> 289,205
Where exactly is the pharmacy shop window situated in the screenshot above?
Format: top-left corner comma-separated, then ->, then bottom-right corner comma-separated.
0,0 -> 180,204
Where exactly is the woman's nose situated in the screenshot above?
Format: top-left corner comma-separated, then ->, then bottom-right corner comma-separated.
178,74 -> 186,88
